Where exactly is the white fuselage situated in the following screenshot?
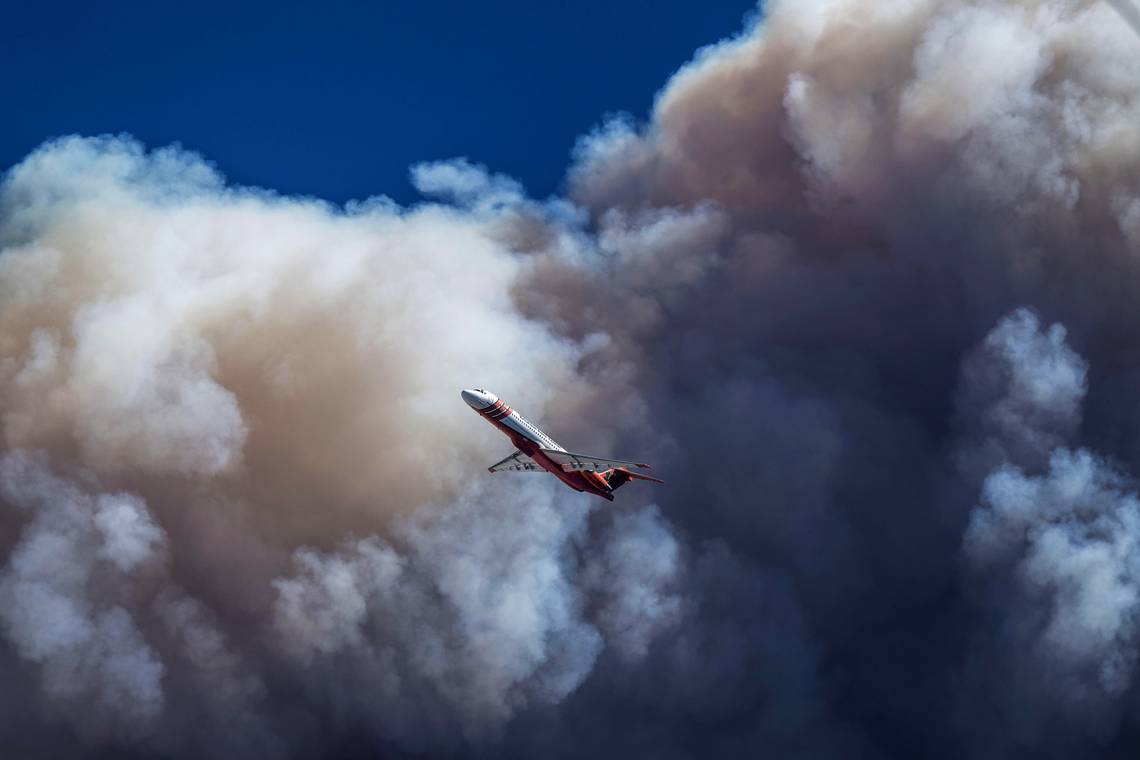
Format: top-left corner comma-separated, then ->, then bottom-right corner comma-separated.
461,388 -> 565,451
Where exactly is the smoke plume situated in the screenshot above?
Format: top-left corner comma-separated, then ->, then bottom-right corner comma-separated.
4,0 -> 1140,756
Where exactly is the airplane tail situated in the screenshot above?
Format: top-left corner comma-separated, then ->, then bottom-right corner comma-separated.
604,467 -> 665,492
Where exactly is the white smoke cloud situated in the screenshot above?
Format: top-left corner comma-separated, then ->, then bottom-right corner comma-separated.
0,452 -> 167,739
272,480 -> 681,745
967,449 -> 1140,698
957,308 -> 1088,476
582,505 -> 682,660
961,310 -> 1140,709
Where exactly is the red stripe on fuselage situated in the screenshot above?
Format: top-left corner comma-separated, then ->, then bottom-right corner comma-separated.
480,400 -> 513,420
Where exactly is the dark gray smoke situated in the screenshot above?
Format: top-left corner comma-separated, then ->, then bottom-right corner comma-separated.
3,0 -> 1140,757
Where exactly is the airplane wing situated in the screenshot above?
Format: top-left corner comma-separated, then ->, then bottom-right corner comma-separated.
539,449 -> 652,473
488,450 -> 544,473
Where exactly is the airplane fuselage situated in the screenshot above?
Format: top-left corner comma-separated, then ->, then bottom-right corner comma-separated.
461,389 -> 618,500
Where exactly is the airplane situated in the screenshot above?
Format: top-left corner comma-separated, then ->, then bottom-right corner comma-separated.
461,388 -> 663,501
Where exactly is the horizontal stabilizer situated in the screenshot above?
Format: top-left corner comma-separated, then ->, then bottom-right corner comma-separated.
540,448 -> 652,473
488,450 -> 544,473
618,469 -> 665,485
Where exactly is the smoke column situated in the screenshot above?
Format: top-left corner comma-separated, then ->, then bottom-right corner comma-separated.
2,0 -> 1140,756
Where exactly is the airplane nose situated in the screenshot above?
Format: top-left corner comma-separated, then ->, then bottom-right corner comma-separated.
461,388 -> 494,409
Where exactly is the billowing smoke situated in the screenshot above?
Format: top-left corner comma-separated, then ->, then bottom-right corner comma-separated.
0,137 -> 682,756
0,453 -> 167,736
3,0 -> 1140,756
956,311 -> 1140,748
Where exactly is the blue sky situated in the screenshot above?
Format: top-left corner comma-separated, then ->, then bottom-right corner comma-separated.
3,0 -> 757,204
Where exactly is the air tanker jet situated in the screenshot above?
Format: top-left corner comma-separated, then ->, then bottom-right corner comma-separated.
461,388 -> 663,501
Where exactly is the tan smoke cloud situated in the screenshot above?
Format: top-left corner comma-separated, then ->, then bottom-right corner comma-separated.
0,137 -> 593,534
0,136 -> 682,754
571,0 -> 1140,238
